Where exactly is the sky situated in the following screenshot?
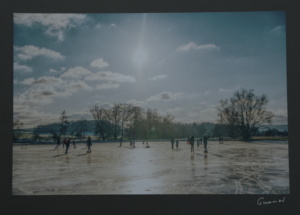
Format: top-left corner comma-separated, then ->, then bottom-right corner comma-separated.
13,12 -> 287,129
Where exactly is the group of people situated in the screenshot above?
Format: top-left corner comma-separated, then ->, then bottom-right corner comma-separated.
54,136 -> 92,154
171,135 -> 209,153
170,137 -> 179,150
54,134 -> 217,155
129,140 -> 136,148
119,138 -> 150,149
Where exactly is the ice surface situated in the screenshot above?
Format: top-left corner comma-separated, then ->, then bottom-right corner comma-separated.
12,140 -> 289,195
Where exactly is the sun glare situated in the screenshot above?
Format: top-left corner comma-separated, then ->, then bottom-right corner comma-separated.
133,48 -> 147,66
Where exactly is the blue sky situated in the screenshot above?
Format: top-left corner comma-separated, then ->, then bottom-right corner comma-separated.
13,12 -> 287,128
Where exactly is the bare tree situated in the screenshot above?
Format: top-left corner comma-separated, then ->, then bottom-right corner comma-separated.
145,108 -> 161,139
126,106 -> 143,139
119,103 -> 134,140
161,113 -> 174,138
59,110 -> 69,138
89,104 -> 107,140
217,89 -> 274,141
105,103 -> 122,140
13,120 -> 24,142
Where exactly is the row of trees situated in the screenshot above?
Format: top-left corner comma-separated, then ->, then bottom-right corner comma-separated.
14,89 -> 282,142
89,103 -> 176,140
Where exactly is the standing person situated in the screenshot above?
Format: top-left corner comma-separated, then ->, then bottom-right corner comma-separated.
170,137 -> 175,149
203,135 -> 208,153
190,135 -> 195,153
63,138 -> 67,148
176,140 -> 179,149
73,139 -> 76,148
55,137 -> 60,149
65,138 -> 71,154
187,137 -> 190,145
86,136 -> 92,153
219,136 -> 223,144
119,137 -> 123,147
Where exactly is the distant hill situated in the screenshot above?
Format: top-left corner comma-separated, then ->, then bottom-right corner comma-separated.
260,125 -> 288,132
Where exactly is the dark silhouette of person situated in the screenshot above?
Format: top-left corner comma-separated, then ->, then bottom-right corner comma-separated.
87,136 -> 92,153
176,140 -> 179,149
65,138 -> 71,154
219,136 -> 223,144
170,137 -> 175,149
145,139 -> 150,148
55,137 -> 60,149
203,135 -> 208,153
190,136 -> 195,153
120,137 -> 123,147
187,137 -> 190,144
73,139 -> 76,148
63,138 -> 66,148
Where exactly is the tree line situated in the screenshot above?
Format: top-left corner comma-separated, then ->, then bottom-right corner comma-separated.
14,89 -> 285,142
28,105 -> 213,142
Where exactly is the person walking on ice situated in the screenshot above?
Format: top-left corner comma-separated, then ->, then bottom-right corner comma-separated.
170,137 -> 175,149
63,138 -> 66,148
65,138 -> 71,154
176,139 -> 179,149
219,136 -> 223,144
86,136 -> 92,153
203,134 -> 208,153
55,137 -> 60,149
119,137 -> 123,147
72,138 -> 76,148
190,135 -> 195,153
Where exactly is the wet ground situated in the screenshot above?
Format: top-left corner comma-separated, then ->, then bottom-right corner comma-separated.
12,140 -> 289,195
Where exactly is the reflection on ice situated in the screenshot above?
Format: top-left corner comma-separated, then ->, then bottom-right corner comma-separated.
13,140 -> 289,195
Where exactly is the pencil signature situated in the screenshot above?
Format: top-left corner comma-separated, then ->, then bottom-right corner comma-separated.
257,197 -> 286,206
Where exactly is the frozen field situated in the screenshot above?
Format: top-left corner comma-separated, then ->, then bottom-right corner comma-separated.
12,140 -> 289,195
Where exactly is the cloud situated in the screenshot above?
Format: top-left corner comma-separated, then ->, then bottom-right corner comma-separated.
90,58 -> 109,69
218,88 -> 232,93
177,42 -> 220,52
49,67 -> 66,73
14,62 -> 33,72
85,71 -> 136,83
17,75 -> 92,112
149,74 -> 167,81
60,66 -> 92,79
49,68 -> 58,73
218,85 -> 242,94
21,76 -> 63,86
126,99 -> 147,107
95,82 -> 120,90
271,25 -> 285,34
146,91 -> 184,102
13,105 -> 59,129
68,80 -> 92,91
14,45 -> 66,61
14,13 -> 87,41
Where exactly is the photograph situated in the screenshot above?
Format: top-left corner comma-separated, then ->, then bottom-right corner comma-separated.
12,11 -> 289,195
